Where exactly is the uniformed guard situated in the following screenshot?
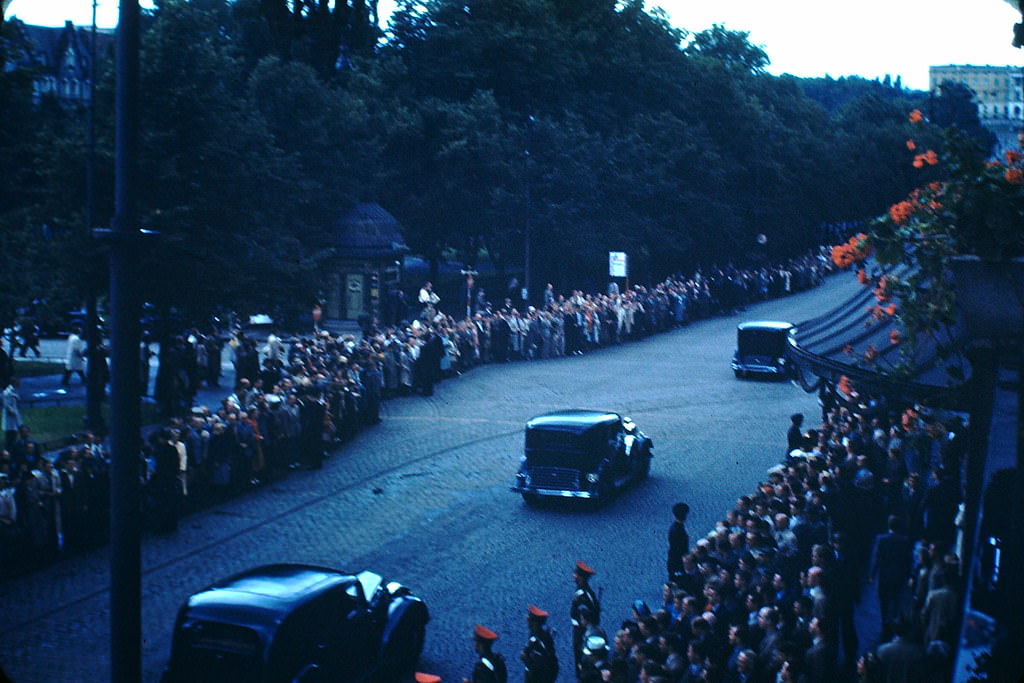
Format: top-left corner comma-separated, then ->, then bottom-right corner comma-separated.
570,561 -> 600,670
464,624 -> 507,683
521,604 -> 558,683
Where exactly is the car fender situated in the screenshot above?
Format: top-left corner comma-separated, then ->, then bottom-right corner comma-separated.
380,595 -> 429,653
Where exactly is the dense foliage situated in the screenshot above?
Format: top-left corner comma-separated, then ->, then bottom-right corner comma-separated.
0,0 -> 988,328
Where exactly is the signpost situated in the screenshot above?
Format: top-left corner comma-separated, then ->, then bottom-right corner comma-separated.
609,251 -> 628,292
608,251 -> 627,278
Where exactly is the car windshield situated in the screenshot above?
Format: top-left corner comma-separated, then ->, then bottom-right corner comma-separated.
738,328 -> 787,356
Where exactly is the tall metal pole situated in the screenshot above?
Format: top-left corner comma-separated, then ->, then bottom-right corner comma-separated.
85,0 -> 104,433
524,165 -> 531,307
110,0 -> 142,681
523,115 -> 535,308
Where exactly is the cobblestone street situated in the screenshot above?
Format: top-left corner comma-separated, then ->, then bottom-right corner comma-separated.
0,276 -> 851,682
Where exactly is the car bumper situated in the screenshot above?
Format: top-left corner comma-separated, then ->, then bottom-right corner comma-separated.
511,485 -> 597,499
731,362 -> 786,374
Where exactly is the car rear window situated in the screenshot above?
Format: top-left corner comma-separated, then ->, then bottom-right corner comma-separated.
177,620 -> 263,682
738,328 -> 787,356
526,428 -> 583,452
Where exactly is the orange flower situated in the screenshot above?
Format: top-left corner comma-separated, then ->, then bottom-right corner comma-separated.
856,268 -> 869,285
1006,150 -> 1022,165
1006,168 -> 1024,185
885,303 -> 898,316
889,329 -> 902,345
906,139 -> 917,151
908,109 -> 923,123
912,155 -> 925,169
889,201 -> 913,225
924,150 -> 939,165
831,244 -> 852,267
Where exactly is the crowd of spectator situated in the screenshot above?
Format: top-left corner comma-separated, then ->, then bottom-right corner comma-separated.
0,243 -> 971,680
565,393 -> 965,683
0,250 -> 832,577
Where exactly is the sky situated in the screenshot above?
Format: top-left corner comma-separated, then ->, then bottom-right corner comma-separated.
7,0 -> 1023,91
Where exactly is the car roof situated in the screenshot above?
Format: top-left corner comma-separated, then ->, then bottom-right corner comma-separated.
527,410 -> 621,432
736,321 -> 794,332
185,564 -> 354,625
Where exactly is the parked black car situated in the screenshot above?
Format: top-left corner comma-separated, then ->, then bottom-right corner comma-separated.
162,563 -> 429,683
731,321 -> 794,378
511,410 -> 653,505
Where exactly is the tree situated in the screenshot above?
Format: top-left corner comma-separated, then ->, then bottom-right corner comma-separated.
133,0 -> 301,320
684,24 -> 769,75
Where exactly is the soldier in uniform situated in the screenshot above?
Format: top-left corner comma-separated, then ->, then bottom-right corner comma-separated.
464,624 -> 507,683
521,604 -> 558,682
570,561 -> 600,671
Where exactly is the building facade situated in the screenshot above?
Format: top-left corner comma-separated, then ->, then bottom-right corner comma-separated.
930,64 -> 1024,121
930,64 -> 1023,159
325,203 -> 409,325
3,18 -> 114,105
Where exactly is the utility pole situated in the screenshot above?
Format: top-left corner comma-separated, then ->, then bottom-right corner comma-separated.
109,2 -> 143,681
84,0 -> 104,433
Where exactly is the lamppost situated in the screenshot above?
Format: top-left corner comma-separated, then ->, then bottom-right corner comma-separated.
84,0 -> 104,432
522,115 -> 536,306
109,1 -> 143,680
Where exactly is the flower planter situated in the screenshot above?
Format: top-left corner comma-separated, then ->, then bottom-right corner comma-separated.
949,255 -> 1024,342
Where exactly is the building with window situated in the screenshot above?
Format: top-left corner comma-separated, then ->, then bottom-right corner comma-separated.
930,64 -> 1023,158
2,18 -> 113,105
930,64 -> 1023,121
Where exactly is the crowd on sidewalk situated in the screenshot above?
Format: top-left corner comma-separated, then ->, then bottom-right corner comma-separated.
450,394 -> 965,683
0,250 -> 833,576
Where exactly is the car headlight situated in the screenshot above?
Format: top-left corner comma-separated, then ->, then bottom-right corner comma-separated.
586,473 -> 600,484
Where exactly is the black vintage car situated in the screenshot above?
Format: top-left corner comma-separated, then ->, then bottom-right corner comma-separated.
511,410 -> 653,504
731,321 -> 794,378
162,563 -> 429,683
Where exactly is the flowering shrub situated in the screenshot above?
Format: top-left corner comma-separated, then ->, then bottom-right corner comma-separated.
829,109 -> 1024,381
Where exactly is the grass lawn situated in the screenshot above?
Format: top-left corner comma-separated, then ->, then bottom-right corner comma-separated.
22,402 -> 164,448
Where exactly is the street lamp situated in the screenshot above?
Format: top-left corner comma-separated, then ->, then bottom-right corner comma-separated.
523,115 -> 536,306
84,0 -> 104,432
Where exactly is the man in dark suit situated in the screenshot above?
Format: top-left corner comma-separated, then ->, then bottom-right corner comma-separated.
299,387 -> 326,470
803,617 -> 834,683
667,502 -> 690,583
869,515 -> 914,639
876,617 -> 926,683
786,413 -> 805,456
417,330 -> 443,396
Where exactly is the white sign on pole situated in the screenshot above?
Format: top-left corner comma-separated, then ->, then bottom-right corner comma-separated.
609,251 -> 628,278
